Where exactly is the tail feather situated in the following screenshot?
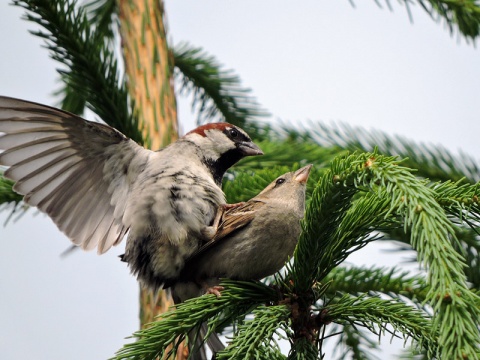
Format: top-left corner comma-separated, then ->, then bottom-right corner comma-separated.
187,322 -> 225,360
172,285 -> 225,358
201,322 -> 225,355
188,326 -> 207,360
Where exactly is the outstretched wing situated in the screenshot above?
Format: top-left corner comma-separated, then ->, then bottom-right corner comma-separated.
0,96 -> 152,254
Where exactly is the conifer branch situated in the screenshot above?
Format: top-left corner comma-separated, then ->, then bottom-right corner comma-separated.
324,294 -> 437,356
293,151 -> 480,358
223,138 -> 345,202
173,42 -> 269,130
0,173 -> 22,207
63,8 -> 270,136
287,337 -> 318,360
316,192 -> 393,277
431,180 -> 480,222
83,0 -> 117,40
292,153 -> 390,292
0,173 -> 25,219
290,122 -> 480,183
234,139 -> 343,172
324,266 -> 430,305
454,228 -> 480,289
7,0 -> 480,358
216,305 -> 289,360
429,180 -> 480,287
50,0 -> 118,114
53,0 -> 118,114
420,0 -> 480,39
362,0 -> 480,39
335,324 -> 380,360
398,348 -> 428,360
12,0 -> 143,143
113,280 -> 278,360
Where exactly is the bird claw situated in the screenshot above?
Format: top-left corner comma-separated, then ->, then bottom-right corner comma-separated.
206,286 -> 224,298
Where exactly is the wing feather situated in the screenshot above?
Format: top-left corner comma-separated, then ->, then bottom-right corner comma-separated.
211,202 -> 259,241
0,131 -> 68,149
186,201 -> 263,261
12,155 -> 82,191
41,162 -> 99,212
0,96 -> 152,253
6,147 -> 77,179
0,142 -> 72,166
0,139 -> 67,163
83,207 -> 121,252
22,162 -> 83,205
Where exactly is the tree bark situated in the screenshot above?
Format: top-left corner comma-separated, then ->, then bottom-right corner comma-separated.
118,0 -> 178,150
117,0 -> 186,358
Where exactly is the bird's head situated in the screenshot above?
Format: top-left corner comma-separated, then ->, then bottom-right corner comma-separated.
184,122 -> 263,184
255,164 -> 312,212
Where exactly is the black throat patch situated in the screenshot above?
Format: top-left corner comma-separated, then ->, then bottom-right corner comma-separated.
205,148 -> 244,185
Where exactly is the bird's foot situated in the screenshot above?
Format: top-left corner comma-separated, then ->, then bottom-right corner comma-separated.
206,286 -> 224,298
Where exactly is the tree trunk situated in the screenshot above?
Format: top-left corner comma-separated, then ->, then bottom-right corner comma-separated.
118,0 -> 178,150
117,0 -> 186,358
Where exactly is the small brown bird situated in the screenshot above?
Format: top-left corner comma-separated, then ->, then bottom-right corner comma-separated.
168,165 -> 312,359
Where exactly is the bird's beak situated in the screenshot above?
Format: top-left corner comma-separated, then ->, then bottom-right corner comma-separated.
238,141 -> 263,156
294,164 -> 313,184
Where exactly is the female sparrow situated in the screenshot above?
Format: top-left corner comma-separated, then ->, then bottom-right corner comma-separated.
169,165 -> 312,359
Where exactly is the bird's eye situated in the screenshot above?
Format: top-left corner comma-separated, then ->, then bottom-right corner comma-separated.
275,178 -> 286,186
229,128 -> 239,138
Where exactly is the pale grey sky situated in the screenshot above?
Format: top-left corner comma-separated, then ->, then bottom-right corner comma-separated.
1,1 -> 479,359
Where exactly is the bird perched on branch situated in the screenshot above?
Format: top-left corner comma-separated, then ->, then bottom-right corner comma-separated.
0,96 -> 263,288
169,165 -> 312,359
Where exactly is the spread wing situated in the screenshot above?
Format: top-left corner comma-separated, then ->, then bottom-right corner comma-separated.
0,96 -> 152,254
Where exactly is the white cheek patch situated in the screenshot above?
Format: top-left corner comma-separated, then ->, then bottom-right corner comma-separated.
205,128 -> 235,153
188,130 -> 235,160
187,133 -> 216,160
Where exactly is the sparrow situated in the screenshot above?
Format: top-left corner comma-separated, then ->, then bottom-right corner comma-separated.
0,96 -> 263,289
168,165 -> 312,359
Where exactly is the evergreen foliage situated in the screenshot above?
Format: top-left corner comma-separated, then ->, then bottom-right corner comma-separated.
0,172 -> 24,219
363,0 -> 480,39
2,0 -> 480,359
289,121 -> 480,183
114,280 -> 279,360
41,0 -> 270,137
12,0 -> 143,143
173,42 -> 269,129
112,152 -> 480,360
323,266 -> 430,304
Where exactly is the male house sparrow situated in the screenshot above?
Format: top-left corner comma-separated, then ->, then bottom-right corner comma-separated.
0,96 -> 263,288
169,165 -> 312,359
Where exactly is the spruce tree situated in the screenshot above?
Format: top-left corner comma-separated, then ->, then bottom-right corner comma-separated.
2,0 -> 480,359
